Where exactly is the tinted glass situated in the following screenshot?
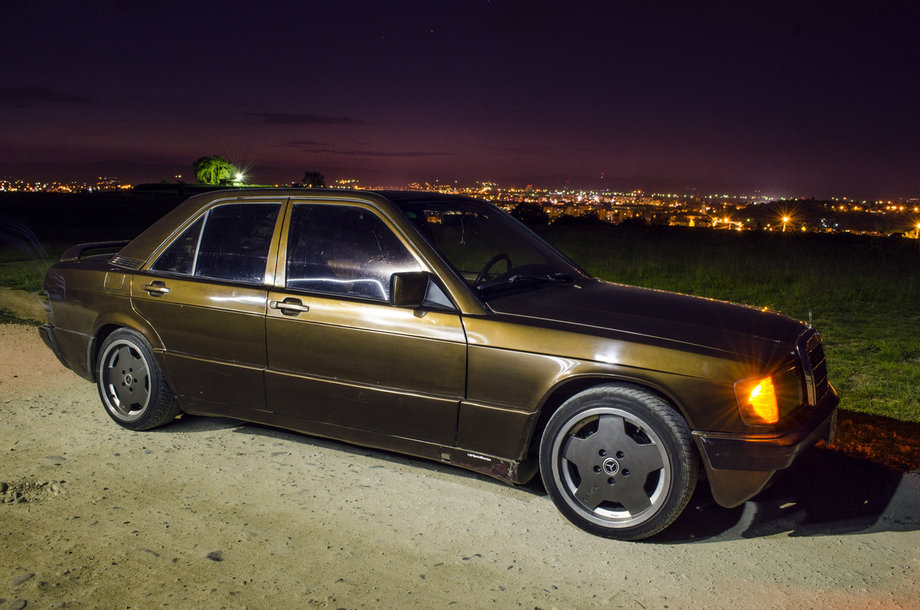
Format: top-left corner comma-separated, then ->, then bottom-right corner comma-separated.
151,217 -> 204,275
152,204 -> 280,283
194,204 -> 280,283
285,204 -> 420,301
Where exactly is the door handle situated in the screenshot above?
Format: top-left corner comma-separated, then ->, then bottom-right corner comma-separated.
143,281 -> 170,296
269,298 -> 310,315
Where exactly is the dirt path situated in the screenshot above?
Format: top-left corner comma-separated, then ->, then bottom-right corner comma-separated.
1,322 -> 919,608
0,288 -> 44,324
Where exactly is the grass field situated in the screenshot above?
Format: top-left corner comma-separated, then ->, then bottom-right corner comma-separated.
539,224 -> 920,424
2,195 -> 918,426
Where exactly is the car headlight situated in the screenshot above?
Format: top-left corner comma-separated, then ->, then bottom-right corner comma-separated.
734,376 -> 779,425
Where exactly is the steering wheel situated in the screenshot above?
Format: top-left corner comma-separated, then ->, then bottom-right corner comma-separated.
473,253 -> 512,286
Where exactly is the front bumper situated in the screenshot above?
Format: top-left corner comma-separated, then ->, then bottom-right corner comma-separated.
692,384 -> 839,507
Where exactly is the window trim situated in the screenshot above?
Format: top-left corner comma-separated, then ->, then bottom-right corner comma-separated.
189,212 -> 207,276
274,199 -> 457,310
146,200 -> 283,286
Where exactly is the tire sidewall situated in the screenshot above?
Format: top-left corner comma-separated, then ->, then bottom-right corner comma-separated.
539,385 -> 697,540
96,329 -> 166,430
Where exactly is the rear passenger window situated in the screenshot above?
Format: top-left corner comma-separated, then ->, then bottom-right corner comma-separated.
151,203 -> 280,284
151,217 -> 203,275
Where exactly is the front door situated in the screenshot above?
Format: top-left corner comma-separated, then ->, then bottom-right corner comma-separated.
264,201 -> 466,445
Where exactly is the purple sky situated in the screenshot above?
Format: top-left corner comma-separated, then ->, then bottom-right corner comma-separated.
2,1 -> 918,199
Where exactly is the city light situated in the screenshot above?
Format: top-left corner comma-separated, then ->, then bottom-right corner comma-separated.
3,175 -> 919,237
0,177 -> 129,193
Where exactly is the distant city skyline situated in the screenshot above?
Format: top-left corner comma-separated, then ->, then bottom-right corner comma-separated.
6,161 -> 920,203
2,2 -> 918,200
4,174 -> 919,210
3,173 -> 918,239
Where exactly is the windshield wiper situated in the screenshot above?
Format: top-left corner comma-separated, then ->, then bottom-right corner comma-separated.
476,272 -> 575,298
507,272 -> 574,285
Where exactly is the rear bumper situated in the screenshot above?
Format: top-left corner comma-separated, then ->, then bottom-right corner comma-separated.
693,385 -> 839,507
39,324 -> 73,371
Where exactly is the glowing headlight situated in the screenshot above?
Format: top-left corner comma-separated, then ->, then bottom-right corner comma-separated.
734,376 -> 779,425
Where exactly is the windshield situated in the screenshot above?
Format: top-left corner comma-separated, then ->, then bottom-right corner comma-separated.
398,198 -> 585,299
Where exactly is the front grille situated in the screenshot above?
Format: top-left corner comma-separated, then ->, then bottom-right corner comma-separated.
796,328 -> 829,406
807,333 -> 829,402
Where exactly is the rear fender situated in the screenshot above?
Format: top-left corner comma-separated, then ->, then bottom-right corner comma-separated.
88,311 -> 165,381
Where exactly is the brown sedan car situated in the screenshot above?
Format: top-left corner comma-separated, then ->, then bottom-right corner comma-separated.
40,189 -> 838,539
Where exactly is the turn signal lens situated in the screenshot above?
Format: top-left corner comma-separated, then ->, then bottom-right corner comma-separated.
734,376 -> 779,425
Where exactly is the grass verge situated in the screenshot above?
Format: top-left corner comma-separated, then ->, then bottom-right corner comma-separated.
539,224 -> 920,424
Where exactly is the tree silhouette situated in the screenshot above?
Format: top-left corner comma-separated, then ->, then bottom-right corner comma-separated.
510,202 -> 550,225
302,171 -> 326,188
194,156 -> 236,185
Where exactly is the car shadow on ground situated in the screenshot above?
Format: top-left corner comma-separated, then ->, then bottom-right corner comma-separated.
169,415 -> 920,543
652,446 -> 920,543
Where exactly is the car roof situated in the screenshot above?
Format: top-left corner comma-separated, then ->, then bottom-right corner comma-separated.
114,188 -> 481,268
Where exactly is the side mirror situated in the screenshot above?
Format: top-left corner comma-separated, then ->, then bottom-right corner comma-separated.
390,271 -> 429,308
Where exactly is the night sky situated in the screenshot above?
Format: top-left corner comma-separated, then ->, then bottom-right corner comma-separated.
2,1 -> 918,199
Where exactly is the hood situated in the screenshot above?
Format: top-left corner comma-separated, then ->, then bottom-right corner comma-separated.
486,278 -> 807,361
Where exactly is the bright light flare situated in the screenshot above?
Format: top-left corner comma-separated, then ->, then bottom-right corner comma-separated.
734,376 -> 779,425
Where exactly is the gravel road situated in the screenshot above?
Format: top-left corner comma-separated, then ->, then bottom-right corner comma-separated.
1,322 -> 918,609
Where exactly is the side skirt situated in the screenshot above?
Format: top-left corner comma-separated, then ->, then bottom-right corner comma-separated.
178,403 -> 538,485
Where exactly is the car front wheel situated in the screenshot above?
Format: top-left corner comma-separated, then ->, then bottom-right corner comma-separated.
539,384 -> 698,540
97,328 -> 180,431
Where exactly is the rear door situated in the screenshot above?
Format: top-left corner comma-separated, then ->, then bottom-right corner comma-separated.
132,200 -> 283,414
264,200 -> 466,445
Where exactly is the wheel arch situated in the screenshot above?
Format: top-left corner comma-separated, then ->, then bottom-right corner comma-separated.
87,314 -> 164,383
535,378 -> 701,539
524,374 -> 694,472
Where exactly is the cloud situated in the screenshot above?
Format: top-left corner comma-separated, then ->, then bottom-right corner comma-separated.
0,86 -> 94,107
283,142 -> 452,158
282,139 -> 328,147
248,112 -> 364,125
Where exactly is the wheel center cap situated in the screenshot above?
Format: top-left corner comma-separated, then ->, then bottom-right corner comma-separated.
124,373 -> 133,386
602,457 -> 620,476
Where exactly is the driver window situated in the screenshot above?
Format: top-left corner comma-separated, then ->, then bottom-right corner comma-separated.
285,204 -> 420,301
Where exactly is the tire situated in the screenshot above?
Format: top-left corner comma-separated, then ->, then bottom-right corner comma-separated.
96,328 -> 180,431
539,384 -> 698,540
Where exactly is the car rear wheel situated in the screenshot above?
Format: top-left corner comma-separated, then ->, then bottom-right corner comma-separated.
539,384 -> 698,540
97,328 -> 180,430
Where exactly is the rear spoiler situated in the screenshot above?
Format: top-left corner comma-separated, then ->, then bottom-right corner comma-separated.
60,240 -> 131,262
